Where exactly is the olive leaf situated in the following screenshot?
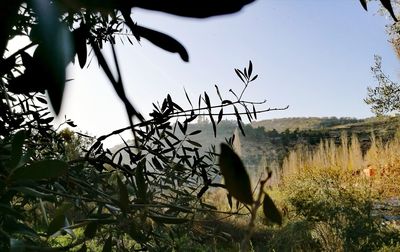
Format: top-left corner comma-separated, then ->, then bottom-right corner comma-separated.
262,193 -> 282,225
219,143 -> 253,205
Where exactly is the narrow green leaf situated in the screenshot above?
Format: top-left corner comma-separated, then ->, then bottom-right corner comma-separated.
263,193 -> 282,225
117,177 -> 129,213
219,144 -> 253,204
11,160 -> 68,181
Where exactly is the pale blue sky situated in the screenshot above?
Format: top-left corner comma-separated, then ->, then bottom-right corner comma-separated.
57,0 -> 399,141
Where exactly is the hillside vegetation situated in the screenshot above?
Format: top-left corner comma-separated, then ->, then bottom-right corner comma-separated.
167,116 -> 400,184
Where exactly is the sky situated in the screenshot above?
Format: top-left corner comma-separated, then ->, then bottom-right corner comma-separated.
51,0 -> 400,142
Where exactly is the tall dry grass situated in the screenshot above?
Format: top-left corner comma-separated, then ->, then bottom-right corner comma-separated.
278,131 -> 400,251
282,131 -> 400,198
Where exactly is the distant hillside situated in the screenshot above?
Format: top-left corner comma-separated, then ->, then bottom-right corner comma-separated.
110,116 -> 400,185
251,117 -> 363,132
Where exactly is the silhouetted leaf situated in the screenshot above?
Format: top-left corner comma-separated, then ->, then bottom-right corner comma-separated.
250,74 -> 258,82
252,104 -> 257,120
263,193 -> 282,225
30,0 -> 74,114
219,143 -> 253,204
102,236 -> 112,252
66,121 -> 77,127
222,100 -> 233,105
217,108 -> 223,124
178,121 -> 186,134
380,0 -> 398,21
248,60 -> 253,77
131,0 -> 255,18
152,157 -> 164,171
233,106 -> 242,121
188,130 -> 201,136
73,25 -> 87,68
359,0 -> 368,11
215,85 -> 223,101
184,87 -> 193,108
234,68 -> 246,83
11,160 -> 68,181
237,120 -> 246,136
197,185 -> 208,198
117,177 -> 129,213
204,92 -> 211,109
36,96 -> 47,104
135,25 -> 189,62
187,139 -> 202,148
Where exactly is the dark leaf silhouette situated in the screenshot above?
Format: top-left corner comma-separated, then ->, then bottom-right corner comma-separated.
219,143 -> 253,205
30,0 -> 74,114
217,108 -> 223,124
263,193 -> 282,225
73,25 -> 88,68
360,0 -> 368,11
248,60 -> 253,77
234,68 -> 246,83
250,74 -> 258,82
130,24 -> 189,62
380,0 -> 398,22
131,0 -> 255,18
197,185 -> 208,198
